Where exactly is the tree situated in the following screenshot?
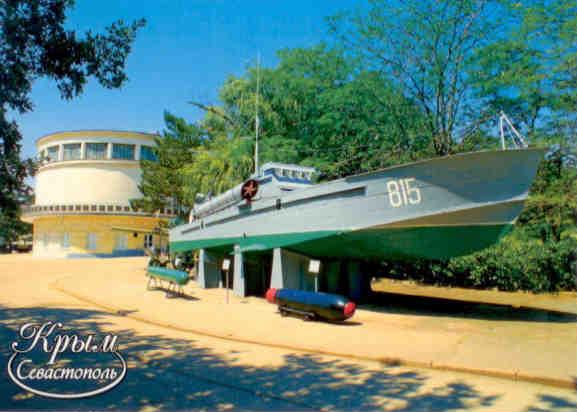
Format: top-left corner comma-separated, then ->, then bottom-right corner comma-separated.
470,0 -> 577,140
328,0 -> 498,155
136,112 -> 203,218
0,0 -> 145,243
192,45 -> 428,183
518,148 -> 577,243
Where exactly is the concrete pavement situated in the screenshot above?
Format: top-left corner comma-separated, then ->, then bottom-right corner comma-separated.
3,255 -> 576,388
1,254 -> 576,410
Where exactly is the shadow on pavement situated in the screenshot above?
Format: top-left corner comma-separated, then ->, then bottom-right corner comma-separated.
0,304 -> 572,410
527,394 -> 577,412
363,291 -> 577,323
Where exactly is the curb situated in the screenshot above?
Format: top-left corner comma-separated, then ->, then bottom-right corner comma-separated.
51,280 -> 576,391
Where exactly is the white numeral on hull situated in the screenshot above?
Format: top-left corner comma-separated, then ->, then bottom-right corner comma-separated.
387,178 -> 421,207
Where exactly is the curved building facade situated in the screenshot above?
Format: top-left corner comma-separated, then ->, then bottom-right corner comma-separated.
22,130 -> 174,258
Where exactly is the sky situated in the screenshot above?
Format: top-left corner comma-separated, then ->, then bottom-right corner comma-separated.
15,0 -> 365,160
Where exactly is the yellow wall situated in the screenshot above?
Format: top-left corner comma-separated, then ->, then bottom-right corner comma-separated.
33,214 -> 166,257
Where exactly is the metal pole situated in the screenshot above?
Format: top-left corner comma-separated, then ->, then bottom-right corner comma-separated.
499,112 -> 506,150
226,269 -> 229,304
254,53 -> 260,175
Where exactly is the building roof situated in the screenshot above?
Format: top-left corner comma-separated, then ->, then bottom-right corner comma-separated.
36,130 -> 159,147
260,162 -> 317,173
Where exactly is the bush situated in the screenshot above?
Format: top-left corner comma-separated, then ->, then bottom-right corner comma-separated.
380,232 -> 577,293
448,233 -> 577,292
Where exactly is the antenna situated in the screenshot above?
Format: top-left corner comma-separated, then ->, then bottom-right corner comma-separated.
499,111 -> 527,150
254,53 -> 260,175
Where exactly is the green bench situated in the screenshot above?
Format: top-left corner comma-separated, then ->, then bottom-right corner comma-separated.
146,266 -> 190,297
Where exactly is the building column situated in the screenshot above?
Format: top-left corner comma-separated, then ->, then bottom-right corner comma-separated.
325,261 -> 342,294
269,248 -> 313,291
346,261 -> 359,301
198,249 -> 220,288
270,248 -> 284,289
233,244 -> 245,297
106,143 -> 113,160
347,261 -> 370,302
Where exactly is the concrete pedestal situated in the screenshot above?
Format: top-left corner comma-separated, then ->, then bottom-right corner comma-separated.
270,248 -> 312,291
233,244 -> 245,297
347,261 -> 362,300
325,261 -> 342,294
197,249 -> 221,288
347,261 -> 371,301
270,248 -> 284,289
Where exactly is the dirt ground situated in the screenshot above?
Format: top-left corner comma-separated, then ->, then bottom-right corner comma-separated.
1,254 -> 576,411
372,278 -> 577,314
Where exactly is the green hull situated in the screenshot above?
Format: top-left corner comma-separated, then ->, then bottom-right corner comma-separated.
171,223 -> 512,261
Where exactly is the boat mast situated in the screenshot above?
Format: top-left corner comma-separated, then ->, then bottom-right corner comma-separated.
499,111 -> 527,150
254,53 -> 260,175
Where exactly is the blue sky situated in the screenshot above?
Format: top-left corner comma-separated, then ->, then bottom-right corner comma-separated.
16,0 -> 364,159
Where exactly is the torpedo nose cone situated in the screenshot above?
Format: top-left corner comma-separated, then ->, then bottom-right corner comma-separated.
343,302 -> 356,318
265,288 -> 277,303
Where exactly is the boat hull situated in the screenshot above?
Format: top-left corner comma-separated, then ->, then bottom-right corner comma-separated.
170,149 -> 544,260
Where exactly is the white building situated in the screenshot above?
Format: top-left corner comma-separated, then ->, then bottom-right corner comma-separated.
21,130 -> 174,257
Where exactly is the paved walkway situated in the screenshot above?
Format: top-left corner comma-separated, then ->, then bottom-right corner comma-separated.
3,255 -> 577,411
2,255 -> 576,389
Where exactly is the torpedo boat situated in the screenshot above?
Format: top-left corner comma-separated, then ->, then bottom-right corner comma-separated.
170,148 -> 544,260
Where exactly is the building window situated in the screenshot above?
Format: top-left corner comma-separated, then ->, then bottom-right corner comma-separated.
140,145 -> 157,161
63,143 -> 81,160
112,144 -> 135,160
62,233 -> 70,249
46,146 -> 59,162
87,233 -> 97,250
86,143 -> 108,160
144,234 -> 153,250
115,233 -> 128,250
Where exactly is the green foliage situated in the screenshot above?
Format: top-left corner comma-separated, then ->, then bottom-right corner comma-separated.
518,150 -> 577,242
383,231 -> 576,292
0,0 -> 145,242
470,0 -> 577,136
136,112 -> 202,217
328,0 -> 499,155
180,134 -> 254,201
448,234 -> 576,292
193,45 -> 429,181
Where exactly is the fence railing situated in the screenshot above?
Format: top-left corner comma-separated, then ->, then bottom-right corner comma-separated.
21,204 -> 176,217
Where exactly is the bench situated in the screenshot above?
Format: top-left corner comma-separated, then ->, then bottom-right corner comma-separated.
146,266 -> 189,297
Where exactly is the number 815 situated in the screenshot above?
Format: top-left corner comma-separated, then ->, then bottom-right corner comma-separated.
387,178 -> 421,207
